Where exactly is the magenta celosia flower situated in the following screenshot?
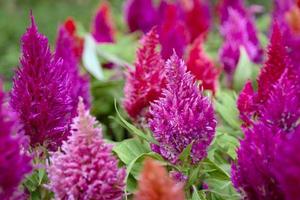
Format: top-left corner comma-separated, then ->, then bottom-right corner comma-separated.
273,0 -> 300,67
159,3 -> 188,59
183,0 -> 211,42
92,2 -> 115,43
48,99 -> 126,200
237,24 -> 298,131
231,123 -> 285,200
10,14 -> 74,150
219,2 -> 263,78
274,126 -> 300,200
123,27 -> 166,120
149,53 -> 216,164
0,83 -> 32,199
124,0 -> 158,33
186,36 -> 220,94
55,24 -> 91,110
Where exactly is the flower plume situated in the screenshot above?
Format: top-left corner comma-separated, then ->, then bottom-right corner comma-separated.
149,53 -> 216,164
48,99 -> 126,200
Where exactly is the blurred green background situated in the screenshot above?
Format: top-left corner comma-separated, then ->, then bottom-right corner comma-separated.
0,0 -> 125,83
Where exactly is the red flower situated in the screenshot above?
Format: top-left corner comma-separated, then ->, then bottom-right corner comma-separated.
186,36 -> 219,93
63,17 -> 84,59
123,27 -> 165,120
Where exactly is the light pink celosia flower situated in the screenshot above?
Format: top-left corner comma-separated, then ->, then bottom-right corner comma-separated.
47,99 -> 126,200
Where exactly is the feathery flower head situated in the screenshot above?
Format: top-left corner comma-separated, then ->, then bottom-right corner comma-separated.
92,1 -> 115,43
219,7 -> 263,77
274,126 -> 300,200
186,36 -> 220,93
159,3 -> 188,59
0,83 -> 32,199
124,0 -> 158,33
55,24 -> 91,110
231,123 -> 285,200
273,0 -> 300,67
149,53 -> 216,164
48,99 -> 126,200
183,0 -> 211,42
123,27 -> 166,120
10,14 -> 73,150
63,17 -> 84,59
134,158 -> 185,200
237,24 -> 297,130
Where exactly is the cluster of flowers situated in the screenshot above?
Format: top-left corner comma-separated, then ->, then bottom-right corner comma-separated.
1,0 -> 300,199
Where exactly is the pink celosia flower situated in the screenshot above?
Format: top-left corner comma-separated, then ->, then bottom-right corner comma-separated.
48,99 -> 126,200
63,17 -> 84,60
92,1 -> 115,43
0,82 -> 32,199
10,14 -> 74,150
55,23 -> 91,110
219,1 -> 263,78
134,158 -> 185,200
149,53 -> 216,164
123,27 -> 166,120
186,36 -> 220,94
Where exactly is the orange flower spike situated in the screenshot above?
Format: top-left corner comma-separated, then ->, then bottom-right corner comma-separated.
134,158 -> 185,200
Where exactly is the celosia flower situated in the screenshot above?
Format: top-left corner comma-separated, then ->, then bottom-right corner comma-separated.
124,0 -> 158,33
237,24 -> 297,130
149,53 -> 216,164
0,82 -> 32,199
183,0 -> 211,42
55,24 -> 91,110
134,158 -> 185,200
159,3 -> 188,59
273,0 -> 300,67
274,126 -> 300,200
10,14 -> 73,150
48,99 -> 126,200
186,36 -> 219,93
63,17 -> 84,59
123,27 -> 165,120
231,123 -> 285,200
219,3 -> 263,78
92,1 -> 115,43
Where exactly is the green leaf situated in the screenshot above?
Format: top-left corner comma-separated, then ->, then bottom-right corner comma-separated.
179,142 -> 193,163
82,34 -> 104,80
192,185 -> 207,200
114,100 -> 158,144
215,90 -> 241,130
124,152 -> 164,193
202,158 -> 230,181
113,138 -> 150,165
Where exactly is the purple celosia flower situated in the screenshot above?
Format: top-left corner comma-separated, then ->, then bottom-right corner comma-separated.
274,126 -> 300,200
47,99 -> 126,200
91,2 -> 115,43
124,0 -> 158,33
55,24 -> 91,110
219,2 -> 263,78
0,82 -> 32,199
231,123 -> 285,200
149,53 -> 216,164
10,14 -> 73,150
